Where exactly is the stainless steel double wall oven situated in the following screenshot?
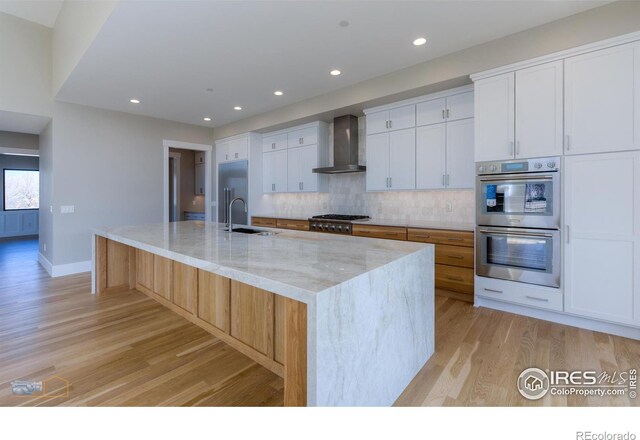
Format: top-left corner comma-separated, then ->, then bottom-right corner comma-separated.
475,157 -> 561,288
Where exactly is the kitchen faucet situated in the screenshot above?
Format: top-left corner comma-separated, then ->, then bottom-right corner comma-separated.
227,197 -> 247,231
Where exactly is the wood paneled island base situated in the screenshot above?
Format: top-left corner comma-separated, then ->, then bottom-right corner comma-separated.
95,236 -> 307,406
92,222 -> 434,406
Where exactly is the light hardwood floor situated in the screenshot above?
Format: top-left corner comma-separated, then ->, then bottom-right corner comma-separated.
1,238 -> 638,406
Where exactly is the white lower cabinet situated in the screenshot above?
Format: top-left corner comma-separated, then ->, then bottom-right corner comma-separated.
563,152 -> 640,327
475,276 -> 563,312
366,128 -> 415,191
416,118 -> 474,189
262,149 -> 287,193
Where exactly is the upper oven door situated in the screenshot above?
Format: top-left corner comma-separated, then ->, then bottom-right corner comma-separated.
476,172 -> 560,228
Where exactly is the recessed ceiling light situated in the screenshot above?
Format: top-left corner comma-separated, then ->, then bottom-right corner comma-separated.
203,117 -> 212,122
274,90 -> 284,96
205,88 -> 213,92
339,20 -> 349,27
330,69 -> 341,76
413,37 -> 427,46
234,106 -> 242,111
129,98 -> 140,104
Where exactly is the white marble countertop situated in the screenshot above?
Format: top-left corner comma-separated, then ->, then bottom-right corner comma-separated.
93,221 -> 430,303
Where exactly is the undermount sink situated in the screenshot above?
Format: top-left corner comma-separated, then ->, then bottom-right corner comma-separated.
231,228 -> 278,236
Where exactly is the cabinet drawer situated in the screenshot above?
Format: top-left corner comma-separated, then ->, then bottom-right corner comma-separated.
276,219 -> 310,231
435,245 -> 474,268
408,228 -> 474,247
262,133 -> 288,152
435,265 -> 474,294
352,224 -> 407,241
252,217 -> 277,228
475,276 -> 563,312
287,127 -> 317,148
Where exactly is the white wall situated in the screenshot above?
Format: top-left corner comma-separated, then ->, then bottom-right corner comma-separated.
52,1 -> 118,95
0,12 -> 52,118
214,0 -> 640,139
45,102 -> 213,266
0,131 -> 39,150
39,121 -> 53,261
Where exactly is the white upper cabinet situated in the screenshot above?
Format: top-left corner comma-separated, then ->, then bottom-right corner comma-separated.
217,137 -> 248,163
446,118 -> 475,189
389,128 -> 416,190
416,98 -> 446,126
515,61 -> 563,158
287,145 -> 319,192
365,129 -> 416,191
416,118 -> 474,190
564,151 -> 640,326
365,132 -> 390,191
262,133 -> 287,152
263,149 -> 287,193
287,126 -> 318,148
366,104 -> 415,135
416,124 -> 446,189
564,42 -> 640,155
261,121 -> 329,194
474,72 -> 515,161
416,91 -> 474,127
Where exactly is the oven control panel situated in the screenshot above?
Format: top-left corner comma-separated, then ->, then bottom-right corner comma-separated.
477,157 -> 559,175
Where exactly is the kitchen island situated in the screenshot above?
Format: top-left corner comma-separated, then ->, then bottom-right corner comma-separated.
92,221 -> 434,406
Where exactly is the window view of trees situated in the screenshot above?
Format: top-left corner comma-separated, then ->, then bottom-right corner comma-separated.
4,170 -> 39,210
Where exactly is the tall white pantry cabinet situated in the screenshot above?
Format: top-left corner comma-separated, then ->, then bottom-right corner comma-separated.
472,34 -> 640,332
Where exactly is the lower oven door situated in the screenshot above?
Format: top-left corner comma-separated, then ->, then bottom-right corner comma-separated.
476,227 -> 560,288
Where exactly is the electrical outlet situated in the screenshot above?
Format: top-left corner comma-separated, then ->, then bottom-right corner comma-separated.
446,201 -> 453,213
43,243 -> 47,252
60,205 -> 75,214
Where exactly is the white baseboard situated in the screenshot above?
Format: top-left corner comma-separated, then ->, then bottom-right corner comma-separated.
38,253 -> 91,278
475,296 -> 640,340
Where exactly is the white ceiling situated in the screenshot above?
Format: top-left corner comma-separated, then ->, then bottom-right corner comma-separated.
0,0 -> 62,27
56,1 -> 608,129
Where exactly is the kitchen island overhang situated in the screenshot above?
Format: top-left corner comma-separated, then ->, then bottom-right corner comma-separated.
92,221 -> 435,406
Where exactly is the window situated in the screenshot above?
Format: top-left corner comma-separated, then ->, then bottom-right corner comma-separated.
3,169 -> 39,211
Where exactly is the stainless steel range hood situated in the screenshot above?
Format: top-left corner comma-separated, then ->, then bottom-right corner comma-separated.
313,115 -> 365,174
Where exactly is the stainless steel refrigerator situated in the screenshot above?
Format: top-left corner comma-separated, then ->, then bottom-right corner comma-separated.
218,160 -> 248,226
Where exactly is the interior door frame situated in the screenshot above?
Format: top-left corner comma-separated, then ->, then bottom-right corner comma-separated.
162,140 -> 212,223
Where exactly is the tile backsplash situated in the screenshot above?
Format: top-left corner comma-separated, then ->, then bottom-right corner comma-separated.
257,173 -> 475,224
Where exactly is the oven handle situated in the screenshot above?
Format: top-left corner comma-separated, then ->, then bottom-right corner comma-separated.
479,175 -> 553,182
478,229 -> 554,238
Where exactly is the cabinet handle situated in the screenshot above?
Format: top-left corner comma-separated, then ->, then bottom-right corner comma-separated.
386,177 -> 390,188
446,109 -> 450,119
509,141 -> 514,156
235,152 -> 239,158
483,288 -> 503,294
446,174 -> 450,186
447,255 -> 464,260
525,295 -> 549,302
414,234 -> 430,239
272,183 -> 275,191
516,141 -> 520,156
566,225 -> 570,244
359,230 -> 371,234
442,175 -> 446,187
389,120 -> 392,129
445,275 -> 464,282
447,237 -> 464,242
272,143 -> 276,149
565,134 -> 571,151
442,109 -> 445,119
225,153 -> 228,160
299,137 -> 303,144
384,232 -> 398,236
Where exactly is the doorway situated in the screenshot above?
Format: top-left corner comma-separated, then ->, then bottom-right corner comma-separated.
162,140 -> 212,223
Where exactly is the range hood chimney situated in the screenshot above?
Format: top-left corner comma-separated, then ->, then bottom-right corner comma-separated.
313,115 -> 365,174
